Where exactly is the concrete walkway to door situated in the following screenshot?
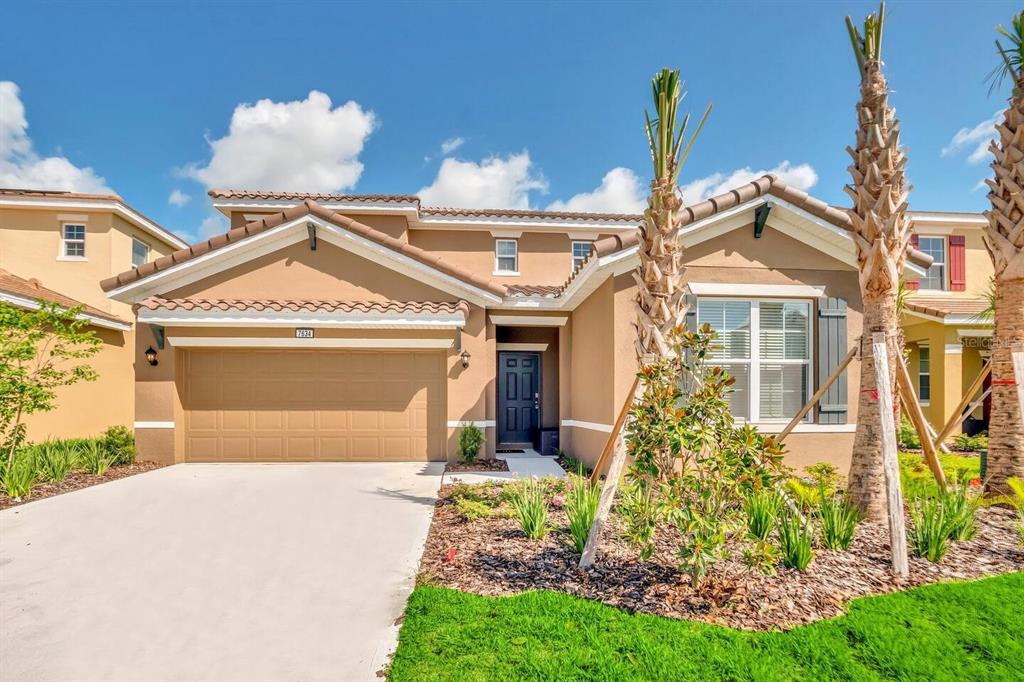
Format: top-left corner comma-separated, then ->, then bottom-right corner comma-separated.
0,462 -> 443,682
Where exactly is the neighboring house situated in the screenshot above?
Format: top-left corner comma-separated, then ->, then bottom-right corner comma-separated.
902,210 -> 993,434
101,175 -> 931,473
0,189 -> 187,440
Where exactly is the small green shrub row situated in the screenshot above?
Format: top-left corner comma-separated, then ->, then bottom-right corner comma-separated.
0,426 -> 136,498
908,483 -> 982,562
457,423 -> 484,465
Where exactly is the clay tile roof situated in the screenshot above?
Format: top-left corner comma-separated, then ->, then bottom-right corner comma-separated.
0,187 -> 124,202
208,189 -> 420,203
420,206 -> 643,223
0,269 -> 129,327
136,297 -> 469,316
904,297 -> 991,320
505,285 -> 563,298
102,199 -> 507,298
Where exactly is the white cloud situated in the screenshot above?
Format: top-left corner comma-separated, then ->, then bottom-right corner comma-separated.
680,161 -> 818,204
547,167 -> 646,213
0,81 -> 112,193
417,151 -> 548,208
440,136 -> 465,155
182,90 -> 376,191
168,189 -> 190,207
942,112 -> 1000,165
198,214 -> 228,239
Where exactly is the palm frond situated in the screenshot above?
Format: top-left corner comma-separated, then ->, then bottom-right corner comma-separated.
643,68 -> 711,193
846,3 -> 887,75
988,11 -> 1024,94
973,277 -> 997,323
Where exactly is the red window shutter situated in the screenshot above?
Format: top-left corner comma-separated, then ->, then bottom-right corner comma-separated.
949,235 -> 966,291
906,234 -> 920,291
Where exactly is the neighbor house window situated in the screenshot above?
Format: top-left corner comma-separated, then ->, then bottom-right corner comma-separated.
571,241 -> 592,271
495,239 -> 518,273
918,345 -> 931,405
918,236 -> 946,290
132,238 -> 150,268
698,299 -> 811,422
61,224 -> 86,258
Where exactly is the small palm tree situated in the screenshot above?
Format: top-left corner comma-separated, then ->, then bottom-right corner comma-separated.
982,11 -> 1024,496
843,4 -> 915,519
635,68 -> 711,361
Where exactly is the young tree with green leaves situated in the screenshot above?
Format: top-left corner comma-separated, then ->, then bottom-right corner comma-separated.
0,302 -> 101,464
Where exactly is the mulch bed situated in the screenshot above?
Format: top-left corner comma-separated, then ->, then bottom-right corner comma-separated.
420,483 -> 1024,631
445,459 -> 511,473
0,462 -> 165,510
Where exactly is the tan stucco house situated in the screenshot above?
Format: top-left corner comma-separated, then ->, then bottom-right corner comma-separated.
97,174 -> 934,472
0,188 -> 187,440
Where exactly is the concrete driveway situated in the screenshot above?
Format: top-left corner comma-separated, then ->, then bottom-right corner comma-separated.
0,462 -> 444,682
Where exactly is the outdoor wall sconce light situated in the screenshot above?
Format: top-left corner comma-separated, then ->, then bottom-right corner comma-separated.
145,346 -> 159,366
459,349 -> 471,369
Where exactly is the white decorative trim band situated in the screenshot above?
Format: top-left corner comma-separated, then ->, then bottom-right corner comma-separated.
751,423 -> 857,434
496,343 -> 549,352
138,308 -> 465,330
561,419 -> 614,433
134,421 -> 174,429
167,336 -> 453,349
944,343 -> 964,355
490,314 -> 568,327
447,420 -> 497,428
688,282 -> 826,298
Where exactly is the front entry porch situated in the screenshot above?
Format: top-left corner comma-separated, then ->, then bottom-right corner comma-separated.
495,325 -> 561,453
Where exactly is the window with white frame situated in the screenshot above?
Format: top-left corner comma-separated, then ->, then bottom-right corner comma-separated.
918,345 -> 931,404
61,224 -> 86,258
131,238 -> 150,268
495,239 -> 518,273
698,299 -> 811,422
571,241 -> 592,271
918,236 -> 946,290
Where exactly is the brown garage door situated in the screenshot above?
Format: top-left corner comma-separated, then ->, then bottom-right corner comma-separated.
182,349 -> 446,461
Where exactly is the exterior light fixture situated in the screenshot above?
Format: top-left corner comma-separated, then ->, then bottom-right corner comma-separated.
145,346 -> 159,366
459,350 -> 471,369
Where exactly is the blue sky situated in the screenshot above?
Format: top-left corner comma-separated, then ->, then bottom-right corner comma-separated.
0,1 -> 1013,242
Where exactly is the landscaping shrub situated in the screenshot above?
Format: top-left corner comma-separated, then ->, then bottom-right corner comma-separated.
818,490 -> 859,550
454,497 -> 491,522
951,432 -> 988,453
564,474 -> 600,553
785,478 -> 819,512
805,462 -> 842,497
742,539 -> 778,575
556,450 -> 587,476
909,497 -> 951,562
507,478 -> 548,539
898,415 -> 922,450
743,489 -> 782,542
1,449 -> 36,498
36,440 -> 79,482
616,481 -> 660,561
778,511 -> 814,570
102,425 -> 136,465
457,423 -> 484,465
450,481 -> 489,504
942,483 -> 981,541
79,440 -> 115,476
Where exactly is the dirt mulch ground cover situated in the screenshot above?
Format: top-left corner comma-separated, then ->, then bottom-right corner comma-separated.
444,459 -> 510,473
420,483 -> 1024,631
0,462 -> 165,510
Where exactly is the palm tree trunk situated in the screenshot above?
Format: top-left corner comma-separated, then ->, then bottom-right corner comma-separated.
635,182 -> 685,361
986,278 -> 1024,494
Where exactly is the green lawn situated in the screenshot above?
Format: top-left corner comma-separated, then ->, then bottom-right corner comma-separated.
390,572 -> 1024,681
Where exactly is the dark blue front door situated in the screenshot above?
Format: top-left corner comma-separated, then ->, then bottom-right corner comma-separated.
498,352 -> 540,444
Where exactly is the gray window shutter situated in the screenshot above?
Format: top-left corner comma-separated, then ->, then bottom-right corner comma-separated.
817,297 -> 848,424
684,293 -> 698,332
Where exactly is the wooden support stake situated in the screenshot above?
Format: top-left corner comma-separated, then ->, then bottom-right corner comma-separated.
895,357 -> 946,492
778,344 -> 857,444
590,376 -> 641,485
1013,345 -> 1024,423
932,362 -> 992,449
873,332 -> 909,578
579,412 -> 630,569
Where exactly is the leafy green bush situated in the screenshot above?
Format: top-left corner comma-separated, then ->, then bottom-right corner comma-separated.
909,498 -> 951,562
805,462 -> 841,497
556,450 -> 587,476
778,511 -> 814,570
36,440 -> 79,482
743,490 -> 782,542
564,474 -> 600,553
1,450 -> 36,497
742,539 -> 778,575
785,478 -> 819,512
818,491 -> 860,550
102,425 -> 136,465
951,432 -> 988,453
454,497 -> 492,522
79,440 -> 115,476
457,423 -> 484,464
898,415 -> 922,450
616,481 -> 660,561
507,478 -> 547,539
942,484 -> 981,541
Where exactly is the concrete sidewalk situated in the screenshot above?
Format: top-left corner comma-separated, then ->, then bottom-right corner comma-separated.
443,449 -> 566,484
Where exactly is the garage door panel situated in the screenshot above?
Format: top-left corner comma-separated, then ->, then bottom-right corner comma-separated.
183,349 -> 444,462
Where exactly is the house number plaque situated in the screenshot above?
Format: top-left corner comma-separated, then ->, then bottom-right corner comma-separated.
295,328 -> 315,339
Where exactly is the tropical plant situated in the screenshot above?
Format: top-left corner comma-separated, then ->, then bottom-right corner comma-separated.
1,449 -> 36,498
79,439 -> 114,476
0,302 -> 101,466
806,462 -> 842,498
742,540 -> 779,576
36,440 -> 79,482
909,497 -> 951,562
951,432 -> 988,453
983,10 -> 1024,496
843,4 -> 914,519
454,497 -> 491,522
743,489 -> 782,542
636,67 -> 711,360
942,483 -> 982,541
1006,477 -> 1024,546
819,490 -> 860,550
786,478 -> 820,512
898,415 -> 922,450
102,425 -> 136,466
616,481 -> 661,561
564,474 -> 600,553
457,423 -> 484,465
778,511 -> 814,570
507,478 -> 548,539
